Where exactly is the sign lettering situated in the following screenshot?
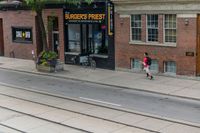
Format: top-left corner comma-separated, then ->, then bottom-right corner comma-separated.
65,11 -> 106,24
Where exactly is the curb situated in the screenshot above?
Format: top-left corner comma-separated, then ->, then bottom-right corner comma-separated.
1,67 -> 200,102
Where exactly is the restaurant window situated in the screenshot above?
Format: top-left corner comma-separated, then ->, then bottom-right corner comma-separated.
131,15 -> 142,41
68,24 -> 81,53
67,24 -> 107,55
164,14 -> 176,43
147,14 -> 158,42
12,27 -> 32,43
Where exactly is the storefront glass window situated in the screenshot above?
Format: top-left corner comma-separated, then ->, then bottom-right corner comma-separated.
68,24 -> 81,53
93,24 -> 107,54
67,24 -> 107,55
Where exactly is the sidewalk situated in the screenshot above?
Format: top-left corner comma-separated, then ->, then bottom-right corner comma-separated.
0,57 -> 200,101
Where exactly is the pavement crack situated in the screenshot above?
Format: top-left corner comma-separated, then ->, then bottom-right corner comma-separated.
157,123 -> 174,132
0,113 -> 24,123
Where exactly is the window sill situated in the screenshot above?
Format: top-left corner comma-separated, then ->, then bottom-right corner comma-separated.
164,72 -> 176,76
13,40 -> 33,44
90,54 -> 108,58
65,52 -> 80,55
129,41 -> 177,47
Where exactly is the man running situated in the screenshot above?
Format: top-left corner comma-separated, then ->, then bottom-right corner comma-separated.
143,52 -> 153,80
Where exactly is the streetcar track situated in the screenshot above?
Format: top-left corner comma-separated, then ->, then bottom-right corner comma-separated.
0,123 -> 25,133
0,105 -> 92,133
0,92 -> 159,133
0,81 -> 200,129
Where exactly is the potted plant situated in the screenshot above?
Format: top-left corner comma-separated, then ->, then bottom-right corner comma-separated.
36,50 -> 58,72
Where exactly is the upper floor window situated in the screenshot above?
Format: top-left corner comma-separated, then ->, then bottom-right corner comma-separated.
147,14 -> 158,42
164,14 -> 176,43
131,15 -> 142,41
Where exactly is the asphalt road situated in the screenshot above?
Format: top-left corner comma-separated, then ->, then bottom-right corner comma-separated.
0,69 -> 200,124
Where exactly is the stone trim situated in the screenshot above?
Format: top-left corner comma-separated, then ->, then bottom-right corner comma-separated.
119,14 -> 130,18
115,3 -> 200,14
129,41 -> 177,47
177,14 -> 197,18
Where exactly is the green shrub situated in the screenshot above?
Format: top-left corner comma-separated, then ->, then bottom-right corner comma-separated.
37,50 -> 57,67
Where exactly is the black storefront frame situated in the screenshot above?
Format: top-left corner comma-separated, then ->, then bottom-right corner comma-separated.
63,1 -> 115,70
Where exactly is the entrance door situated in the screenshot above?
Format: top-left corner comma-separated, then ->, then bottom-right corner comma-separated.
52,31 -> 59,55
0,19 -> 4,56
81,24 -> 88,54
81,24 -> 94,55
81,24 -> 103,55
197,15 -> 200,76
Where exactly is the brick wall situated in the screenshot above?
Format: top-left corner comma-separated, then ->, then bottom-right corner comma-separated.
115,13 -> 197,76
0,10 -> 36,59
43,9 -> 64,62
0,9 -> 65,62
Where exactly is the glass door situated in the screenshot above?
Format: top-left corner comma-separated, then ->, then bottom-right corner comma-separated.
81,24 -> 88,54
68,24 -> 81,53
81,24 -> 103,55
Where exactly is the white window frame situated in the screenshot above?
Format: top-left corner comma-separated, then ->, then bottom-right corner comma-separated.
131,15 -> 142,42
164,14 -> 177,45
131,58 -> 142,71
164,61 -> 176,75
150,59 -> 159,73
146,14 -> 159,43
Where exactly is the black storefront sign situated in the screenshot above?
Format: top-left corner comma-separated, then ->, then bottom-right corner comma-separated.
64,1 -> 115,70
64,10 -> 106,24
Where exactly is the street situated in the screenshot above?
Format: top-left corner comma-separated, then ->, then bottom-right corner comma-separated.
0,69 -> 200,125
0,80 -> 199,133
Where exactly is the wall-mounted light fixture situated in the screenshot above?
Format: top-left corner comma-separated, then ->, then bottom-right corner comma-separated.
184,18 -> 189,25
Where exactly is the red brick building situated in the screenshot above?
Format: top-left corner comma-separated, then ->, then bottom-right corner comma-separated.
112,0 -> 200,76
0,1 -> 115,70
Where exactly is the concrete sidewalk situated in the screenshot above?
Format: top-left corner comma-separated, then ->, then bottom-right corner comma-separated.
0,57 -> 200,101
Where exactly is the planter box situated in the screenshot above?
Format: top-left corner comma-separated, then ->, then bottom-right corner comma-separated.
36,60 -> 64,72
37,64 -> 55,73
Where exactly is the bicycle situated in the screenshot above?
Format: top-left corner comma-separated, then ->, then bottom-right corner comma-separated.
81,55 -> 96,69
70,56 -> 77,65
